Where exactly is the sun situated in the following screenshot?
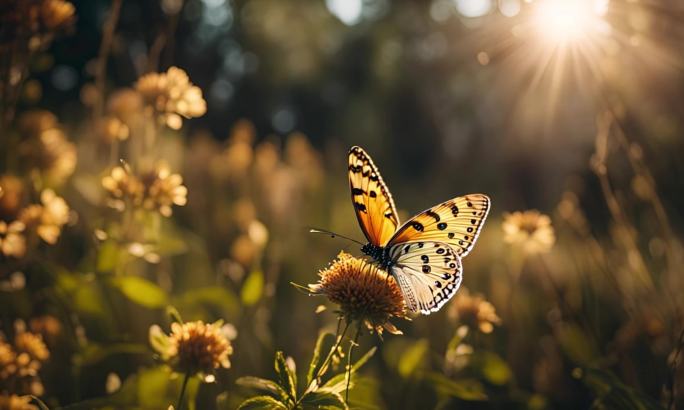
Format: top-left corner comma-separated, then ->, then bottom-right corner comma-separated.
532,0 -> 609,46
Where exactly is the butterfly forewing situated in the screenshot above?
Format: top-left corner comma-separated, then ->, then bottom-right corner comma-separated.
388,241 -> 463,314
348,146 -> 400,246
388,194 -> 490,257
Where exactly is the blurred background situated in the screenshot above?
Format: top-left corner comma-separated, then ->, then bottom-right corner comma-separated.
1,0 -> 684,408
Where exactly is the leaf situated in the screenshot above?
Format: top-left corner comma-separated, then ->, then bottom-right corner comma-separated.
75,342 -> 149,366
174,287 -> 239,318
97,239 -> 121,272
274,351 -> 297,401
241,270 -> 264,306
425,373 -> 488,401
300,390 -> 347,409
307,332 -> 335,385
324,347 -> 377,393
556,323 -> 600,366
237,395 -> 288,410
109,275 -> 169,308
398,339 -> 429,378
472,351 -> 512,386
236,376 -> 290,402
578,368 -> 665,410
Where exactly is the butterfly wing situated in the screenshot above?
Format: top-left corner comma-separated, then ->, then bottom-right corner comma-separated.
387,241 -> 463,314
388,194 -> 490,257
348,146 -> 400,246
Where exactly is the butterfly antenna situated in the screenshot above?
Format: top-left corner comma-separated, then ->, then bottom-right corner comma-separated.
309,228 -> 364,246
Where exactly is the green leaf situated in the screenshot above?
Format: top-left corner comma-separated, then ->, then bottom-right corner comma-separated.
236,376 -> 290,402
97,239 -> 121,272
398,339 -> 429,378
300,390 -> 347,409
324,347 -> 377,393
473,351 -> 512,386
307,332 -> 335,385
274,351 -> 297,401
174,286 -> 239,318
109,275 -> 169,308
75,342 -> 149,366
556,324 -> 600,366
238,395 -> 288,410
578,368 -> 664,410
426,373 -> 488,401
241,270 -> 264,306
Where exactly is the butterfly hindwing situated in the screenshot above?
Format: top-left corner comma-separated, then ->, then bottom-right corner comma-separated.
388,241 -> 463,314
388,194 -> 490,257
348,146 -> 400,246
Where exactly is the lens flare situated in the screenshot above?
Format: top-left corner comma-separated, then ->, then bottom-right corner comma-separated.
532,0 -> 608,45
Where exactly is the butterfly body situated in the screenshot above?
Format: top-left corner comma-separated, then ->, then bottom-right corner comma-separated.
348,146 -> 490,315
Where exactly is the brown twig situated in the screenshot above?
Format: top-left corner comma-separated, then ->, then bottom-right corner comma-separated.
93,0 -> 123,121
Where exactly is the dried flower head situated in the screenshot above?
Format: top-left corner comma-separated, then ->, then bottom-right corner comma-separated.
149,320 -> 233,376
502,210 -> 556,254
135,66 -> 206,129
140,164 -> 188,217
448,288 -> 501,334
102,166 -> 144,211
0,394 -> 38,410
308,251 -> 408,335
19,189 -> 70,244
0,220 -> 26,258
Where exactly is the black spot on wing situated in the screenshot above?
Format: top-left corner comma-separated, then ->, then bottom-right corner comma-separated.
354,202 -> 367,212
437,222 -> 447,230
425,210 -> 440,222
411,222 -> 424,232
351,188 -> 364,196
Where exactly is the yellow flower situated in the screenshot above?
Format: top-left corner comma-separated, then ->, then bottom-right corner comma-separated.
19,189 -> 70,244
502,210 -> 556,254
0,394 -> 38,410
0,220 -> 26,258
447,288 -> 501,334
0,340 -> 17,380
308,251 -> 408,335
14,330 -> 49,363
135,66 -> 206,129
102,166 -> 144,211
149,320 -> 233,376
140,164 -> 188,217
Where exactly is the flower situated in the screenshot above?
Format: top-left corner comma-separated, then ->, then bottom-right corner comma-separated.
140,164 -> 188,217
502,210 -> 556,254
0,340 -> 17,380
29,316 -> 61,341
149,320 -> 233,376
17,110 -> 76,185
102,166 -> 144,211
19,189 -> 70,244
39,0 -> 75,31
0,176 -> 25,220
14,330 -> 49,362
447,288 -> 501,334
0,394 -> 38,410
307,251 -> 408,335
0,220 -> 26,258
135,66 -> 206,130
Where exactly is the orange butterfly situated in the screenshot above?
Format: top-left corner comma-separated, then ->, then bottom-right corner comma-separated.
348,146 -> 490,314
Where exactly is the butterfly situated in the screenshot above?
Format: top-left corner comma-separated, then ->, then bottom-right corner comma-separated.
348,146 -> 490,314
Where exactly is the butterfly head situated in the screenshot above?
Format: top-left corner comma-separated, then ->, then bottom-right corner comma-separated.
361,243 -> 392,269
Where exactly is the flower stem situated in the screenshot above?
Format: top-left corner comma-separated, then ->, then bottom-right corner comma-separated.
302,317 -> 350,398
175,372 -> 191,410
345,323 -> 362,404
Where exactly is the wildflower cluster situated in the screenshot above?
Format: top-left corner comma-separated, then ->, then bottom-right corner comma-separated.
102,163 -> 187,217
502,210 -> 556,254
0,322 -> 51,398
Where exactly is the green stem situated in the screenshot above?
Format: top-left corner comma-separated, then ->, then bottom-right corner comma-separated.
175,371 -> 191,410
300,317 -> 350,400
345,323 -> 362,404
